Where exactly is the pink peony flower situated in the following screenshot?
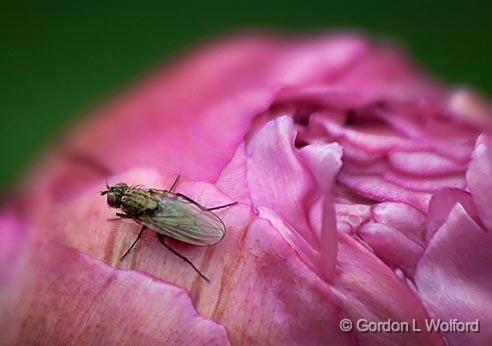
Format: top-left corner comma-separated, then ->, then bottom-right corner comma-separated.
1,33 -> 491,345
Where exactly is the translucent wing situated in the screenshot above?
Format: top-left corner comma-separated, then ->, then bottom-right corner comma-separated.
139,192 -> 226,245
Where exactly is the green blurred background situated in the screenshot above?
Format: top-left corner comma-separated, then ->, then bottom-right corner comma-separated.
1,0 -> 491,191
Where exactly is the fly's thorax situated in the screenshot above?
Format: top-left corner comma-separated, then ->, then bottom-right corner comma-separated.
120,189 -> 160,218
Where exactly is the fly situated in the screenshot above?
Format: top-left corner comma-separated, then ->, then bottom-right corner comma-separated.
100,175 -> 236,282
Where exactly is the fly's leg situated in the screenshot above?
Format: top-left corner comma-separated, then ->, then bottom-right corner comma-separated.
107,212 -> 133,221
175,193 -> 200,205
168,175 -> 181,193
207,202 -> 238,211
167,174 -> 236,212
156,234 -> 210,282
116,212 -> 131,218
120,225 -> 147,261
175,192 -> 237,211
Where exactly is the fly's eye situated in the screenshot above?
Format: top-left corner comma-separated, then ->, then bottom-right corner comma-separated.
107,193 -> 120,208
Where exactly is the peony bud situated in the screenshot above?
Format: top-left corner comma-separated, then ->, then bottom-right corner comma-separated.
1,33 -> 491,345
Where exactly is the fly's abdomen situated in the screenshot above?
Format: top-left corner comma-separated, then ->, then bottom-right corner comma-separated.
121,189 -> 159,217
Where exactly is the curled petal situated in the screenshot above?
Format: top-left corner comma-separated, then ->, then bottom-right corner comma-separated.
246,116 -> 317,249
299,142 -> 343,281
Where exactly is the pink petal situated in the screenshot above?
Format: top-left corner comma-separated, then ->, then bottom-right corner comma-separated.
447,89 -> 492,131
375,105 -> 476,162
0,211 -> 26,285
21,168 -> 355,344
246,116 -> 319,262
342,160 -> 466,193
205,217 -> 355,345
274,85 -> 369,111
332,234 -> 444,345
388,151 -> 467,176
383,170 -> 466,192
337,171 -> 432,212
372,202 -> 426,245
314,114 -> 420,155
415,204 -> 492,345
340,142 -> 382,165
358,222 -> 424,276
215,142 -> 251,204
5,32 -> 492,345
299,142 -> 342,190
466,134 -> 492,231
299,142 -> 343,280
426,188 -> 480,241
1,237 -> 229,345
333,46 -> 445,103
334,203 -> 372,231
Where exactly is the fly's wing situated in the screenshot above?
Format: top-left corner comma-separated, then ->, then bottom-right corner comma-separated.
139,193 -> 226,245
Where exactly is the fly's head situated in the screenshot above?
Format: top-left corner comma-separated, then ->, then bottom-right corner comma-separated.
101,182 -> 129,209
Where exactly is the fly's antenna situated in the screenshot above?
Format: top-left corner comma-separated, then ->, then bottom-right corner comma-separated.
99,179 -> 110,195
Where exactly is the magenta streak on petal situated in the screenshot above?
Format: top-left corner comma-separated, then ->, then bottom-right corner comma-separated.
388,151 -> 467,176
466,134 -> 492,232
372,202 -> 426,246
415,204 -> 492,345
358,222 -> 424,277
426,188 -> 481,242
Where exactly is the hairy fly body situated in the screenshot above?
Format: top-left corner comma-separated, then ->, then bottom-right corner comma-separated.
101,176 -> 236,282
